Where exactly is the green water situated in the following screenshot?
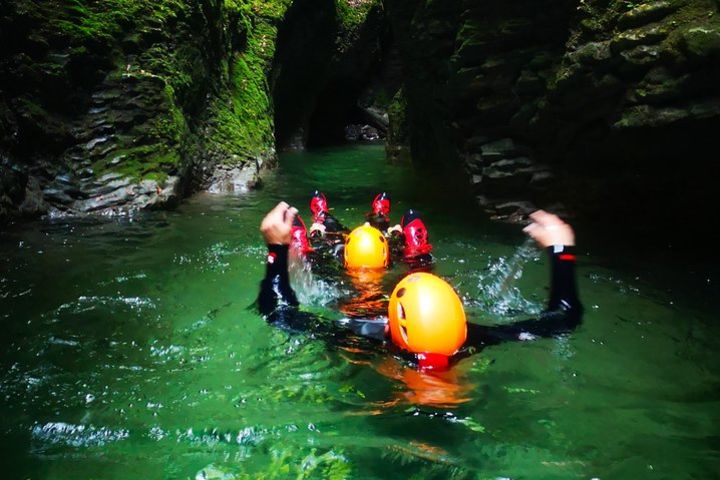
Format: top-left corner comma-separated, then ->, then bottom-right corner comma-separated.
1,145 -> 718,479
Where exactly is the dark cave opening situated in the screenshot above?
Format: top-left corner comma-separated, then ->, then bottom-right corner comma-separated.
271,0 -> 388,150
305,79 -> 378,147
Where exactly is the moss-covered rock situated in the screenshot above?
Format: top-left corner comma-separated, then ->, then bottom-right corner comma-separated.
386,88 -> 410,163
0,0 -> 308,220
383,0 -> 720,222
616,1 -> 681,29
680,25 -> 720,59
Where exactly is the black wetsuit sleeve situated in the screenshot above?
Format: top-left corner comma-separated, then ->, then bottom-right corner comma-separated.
256,244 -> 379,343
466,245 -> 583,347
257,244 -> 299,316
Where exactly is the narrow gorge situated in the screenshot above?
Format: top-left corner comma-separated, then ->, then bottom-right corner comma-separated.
2,0 -> 719,238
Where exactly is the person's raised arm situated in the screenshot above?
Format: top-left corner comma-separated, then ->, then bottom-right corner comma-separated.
257,202 -> 300,316
467,210 -> 583,346
523,210 -> 580,319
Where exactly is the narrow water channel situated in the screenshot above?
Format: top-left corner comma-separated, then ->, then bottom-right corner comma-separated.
1,145 -> 718,479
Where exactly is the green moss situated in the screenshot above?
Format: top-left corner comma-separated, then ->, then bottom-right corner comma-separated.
336,0 -> 379,30
241,0 -> 292,21
51,0 -> 187,45
8,0 -> 375,199
152,84 -> 188,146
205,60 -> 273,160
202,1 -> 293,164
387,89 -> 409,146
15,97 -> 49,118
92,145 -> 179,182
664,0 -> 720,52
139,44 -> 196,100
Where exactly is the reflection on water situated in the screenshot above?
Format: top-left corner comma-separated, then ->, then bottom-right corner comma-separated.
1,145 -> 719,479
374,356 -> 474,408
339,269 -> 388,319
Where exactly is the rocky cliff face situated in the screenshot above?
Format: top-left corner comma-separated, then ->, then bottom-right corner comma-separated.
385,0 -> 720,224
0,0 -> 382,222
0,0 -> 282,219
4,0 -> 718,229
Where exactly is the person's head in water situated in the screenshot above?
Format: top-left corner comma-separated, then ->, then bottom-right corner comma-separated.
400,209 -> 433,259
371,192 -> 391,219
366,192 -> 392,231
310,190 -> 329,224
344,223 -> 389,269
290,214 -> 313,255
387,272 -> 467,367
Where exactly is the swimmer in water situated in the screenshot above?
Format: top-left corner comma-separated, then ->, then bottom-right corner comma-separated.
367,192 -> 392,232
257,201 -> 582,370
395,208 -> 433,268
364,193 -> 434,267
308,190 -> 347,239
310,191 -> 434,268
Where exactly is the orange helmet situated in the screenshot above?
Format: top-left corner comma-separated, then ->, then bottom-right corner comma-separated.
344,223 -> 389,269
388,272 -> 467,356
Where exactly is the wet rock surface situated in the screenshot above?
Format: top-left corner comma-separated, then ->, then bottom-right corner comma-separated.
385,0 -> 720,222
2,0 -> 718,228
0,0 -> 296,222
344,124 -> 383,142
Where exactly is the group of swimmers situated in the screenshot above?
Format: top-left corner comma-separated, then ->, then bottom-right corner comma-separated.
257,192 -> 583,371
287,191 -> 434,269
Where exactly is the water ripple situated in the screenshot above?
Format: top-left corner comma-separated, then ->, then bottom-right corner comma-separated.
31,422 -> 129,448
55,295 -> 156,314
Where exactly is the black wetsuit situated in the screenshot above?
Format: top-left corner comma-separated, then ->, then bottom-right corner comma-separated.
367,214 -> 390,233
257,244 -> 583,364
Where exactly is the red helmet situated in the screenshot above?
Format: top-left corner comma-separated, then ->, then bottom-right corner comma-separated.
371,192 -> 391,218
401,209 -> 432,259
310,190 -> 329,224
290,215 -> 313,255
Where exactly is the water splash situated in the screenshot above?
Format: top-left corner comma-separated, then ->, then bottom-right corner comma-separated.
475,238 -> 542,318
288,255 -> 343,307
173,242 -> 261,273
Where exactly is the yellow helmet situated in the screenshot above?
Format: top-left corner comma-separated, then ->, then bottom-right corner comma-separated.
344,223 -> 389,269
388,272 -> 467,356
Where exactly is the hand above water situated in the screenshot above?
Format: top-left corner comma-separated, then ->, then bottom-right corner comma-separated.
523,210 -> 575,248
260,201 -> 298,245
